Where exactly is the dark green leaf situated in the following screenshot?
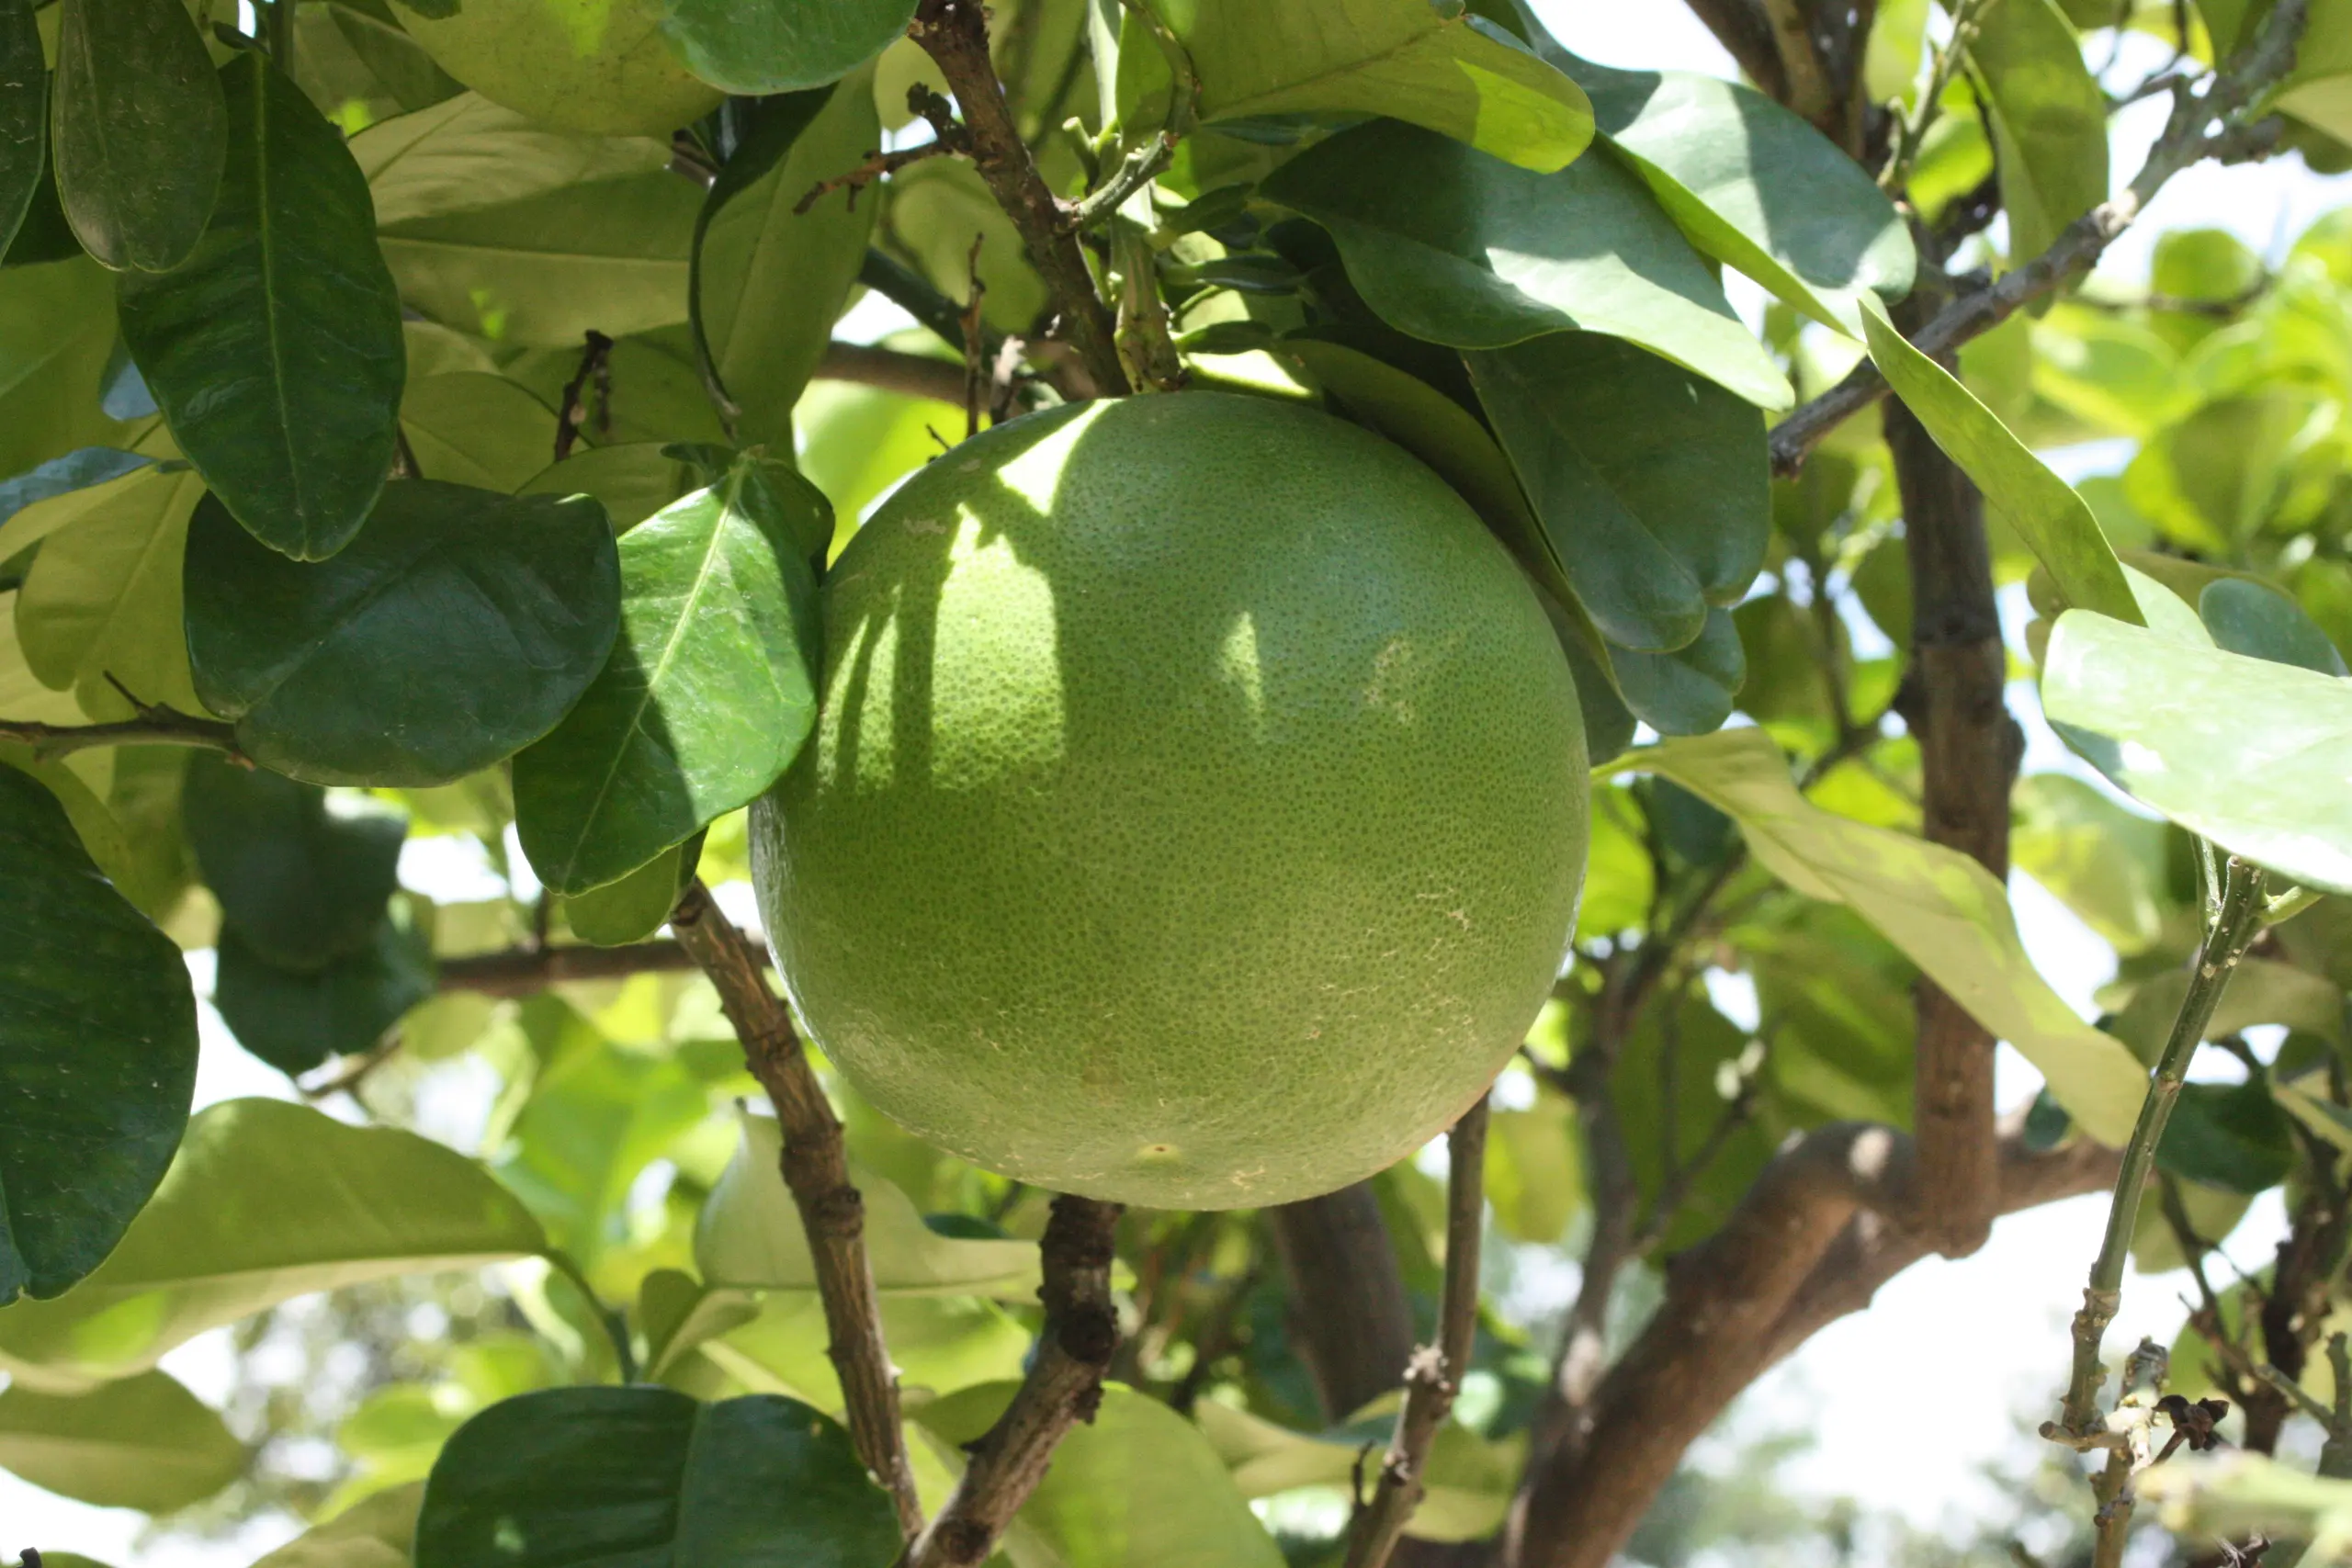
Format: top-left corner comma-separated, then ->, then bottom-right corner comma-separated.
180,754 -> 408,971
51,0 -> 225,272
3,149 -> 84,269
1261,118 -> 1792,409
184,483 -> 622,788
2041,608 -> 2352,894
1524,24 -> 1915,331
2199,578 -> 2348,676
694,84 -> 876,450
561,830 -> 702,948
2157,1079 -> 2294,1195
1859,295 -> 2142,625
1611,606 -> 1744,734
1466,332 -> 1767,651
0,0 -> 41,260
0,762 -> 196,1304
661,0 -> 914,95
514,460 -> 821,896
214,898 -> 435,1075
0,1369 -> 244,1512
414,1387 -> 901,1568
118,54 -> 404,559
1123,0 -> 1593,172
1967,0 -> 2109,265
0,1098 -> 547,1390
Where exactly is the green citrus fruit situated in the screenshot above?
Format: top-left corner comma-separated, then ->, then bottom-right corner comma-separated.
753,393 -> 1588,1209
389,0 -> 723,137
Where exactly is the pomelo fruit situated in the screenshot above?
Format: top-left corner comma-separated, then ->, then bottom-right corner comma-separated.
388,0 -> 723,136
752,393 -> 1588,1209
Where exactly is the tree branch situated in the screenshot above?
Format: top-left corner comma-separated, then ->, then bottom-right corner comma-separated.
1345,1098 -> 1490,1568
435,939 -> 700,997
0,706 -> 244,762
1769,0 -> 2309,476
910,0 -> 1126,396
1758,0 -> 1834,129
1679,0 -> 1789,100
816,341 -> 974,406
906,1193 -> 1124,1568
667,881 -> 923,1540
1270,1184 -> 1419,1423
1503,1116 -> 2119,1568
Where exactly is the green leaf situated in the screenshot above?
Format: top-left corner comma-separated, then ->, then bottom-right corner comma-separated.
0,762 -> 197,1303
1967,0 -> 2109,265
117,54 -> 404,560
1125,0 -> 1594,173
0,0 -> 42,260
695,1111 -> 1039,1300
1465,332 -> 1766,651
1858,294 -> 2141,625
377,166 -> 699,347
1203,1397 -> 1521,1543
295,2 -> 465,130
1613,988 -> 1775,1247
1485,1093 -> 1580,1244
0,447 -> 153,533
250,1482 -> 421,1568
0,1098 -> 548,1391
0,260 -> 139,482
518,443 -> 698,534
398,372 -> 560,493
184,483 -> 622,788
2157,1079 -> 2294,1195
2199,577 -> 2348,676
694,84 -> 877,450
214,899 -> 435,1075
514,460 -> 822,895
921,1382 -> 1285,1565
2041,609 -> 2352,894
181,754 -> 408,971
1529,35 -> 1916,333
1611,605 -> 1744,735
0,1368 -> 244,1511
1617,726 -> 2150,1143
352,91 -> 673,230
1262,118 -> 1792,410
414,1388 -> 900,1568
2105,957 -> 2344,1065
560,832 -> 700,948
2011,772 -> 2192,957
660,0 -> 914,95
51,0 -> 225,272
11,461 -> 208,717
2123,389 -> 2338,550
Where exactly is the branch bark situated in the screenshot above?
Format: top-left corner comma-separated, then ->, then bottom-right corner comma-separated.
910,0 -> 1126,396
667,881 -> 923,1540
1679,0 -> 1789,100
1768,0 -> 2309,476
1502,1121 -> 2120,1568
0,705 -> 243,761
816,341 -> 974,406
1345,1099 -> 1490,1568
905,1193 -> 1124,1568
1269,1184 -> 1419,1422
1886,353 -> 2018,1258
435,939 -> 699,997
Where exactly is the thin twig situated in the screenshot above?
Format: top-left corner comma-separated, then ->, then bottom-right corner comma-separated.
905,1193 -> 1124,1568
961,232 -> 989,439
1773,0 -> 2309,476
815,341 -> 973,406
0,706 -> 244,762
2050,856 -> 2270,1440
1343,1097 -> 1490,1568
553,330 -> 614,463
436,939 -> 698,996
668,881 -> 923,1540
1881,0 -> 1992,193
797,87 -> 971,216
911,0 -> 1127,395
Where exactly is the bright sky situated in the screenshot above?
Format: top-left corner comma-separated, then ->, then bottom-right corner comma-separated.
11,9 -> 2352,1565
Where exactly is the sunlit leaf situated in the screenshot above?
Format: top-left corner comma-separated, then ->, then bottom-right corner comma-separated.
0,1368 -> 244,1511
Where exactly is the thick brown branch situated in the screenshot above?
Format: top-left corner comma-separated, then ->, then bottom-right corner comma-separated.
1888,362 -> 2018,1258
1270,1184 -> 1419,1422
435,939 -> 700,997
1759,0 -> 1834,128
668,881 -> 922,1540
0,706 -> 243,762
815,341 -> 973,406
1679,0 -> 1788,100
906,1193 -> 1124,1568
1769,0 -> 2309,476
1346,1099 -> 1490,1568
911,0 -> 1125,395
1503,1121 -> 2117,1568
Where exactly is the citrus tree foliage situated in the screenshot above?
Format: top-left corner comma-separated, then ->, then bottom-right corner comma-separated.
3,0 -> 2352,1565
